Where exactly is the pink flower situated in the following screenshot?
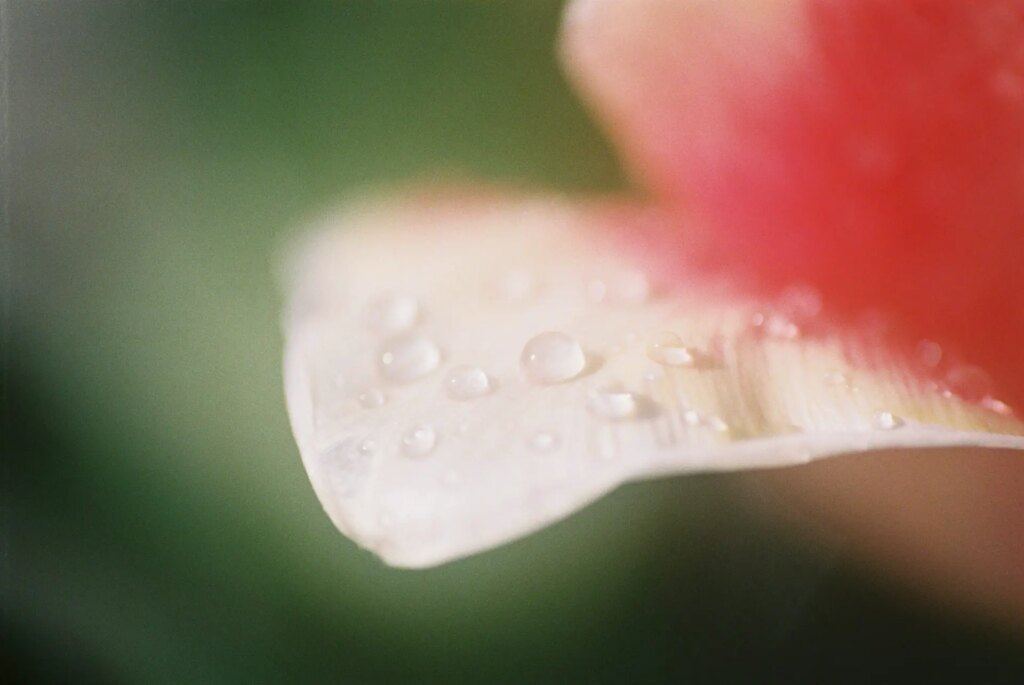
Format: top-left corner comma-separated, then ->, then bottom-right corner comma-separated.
284,1 -> 1024,624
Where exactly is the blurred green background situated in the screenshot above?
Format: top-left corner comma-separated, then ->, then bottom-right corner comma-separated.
6,2 -> 1024,683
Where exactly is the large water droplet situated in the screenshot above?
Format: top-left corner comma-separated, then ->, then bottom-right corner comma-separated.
872,411 -> 904,430
378,334 -> 441,383
528,431 -> 560,453
587,385 -> 638,421
445,365 -> 492,400
646,332 -> 709,368
401,423 -> 437,458
358,387 -> 387,409
364,294 -> 419,335
520,332 -> 586,385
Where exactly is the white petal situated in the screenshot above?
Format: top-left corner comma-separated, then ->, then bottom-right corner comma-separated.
282,193 -> 1024,568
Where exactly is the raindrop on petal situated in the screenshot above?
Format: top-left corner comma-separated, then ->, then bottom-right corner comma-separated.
520,332 -> 586,385
401,423 -> 437,458
444,365 -> 492,401
378,334 -> 441,383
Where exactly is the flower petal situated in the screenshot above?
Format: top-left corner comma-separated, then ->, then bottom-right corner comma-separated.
562,0 -> 1024,409
283,192 -> 1024,567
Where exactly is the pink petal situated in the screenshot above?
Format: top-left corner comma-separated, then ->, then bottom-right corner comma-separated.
562,0 -> 1024,410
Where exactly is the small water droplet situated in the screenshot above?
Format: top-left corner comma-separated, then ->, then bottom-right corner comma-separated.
646,332 -> 709,368
682,409 -> 702,426
946,364 -> 995,403
364,294 -> 419,335
323,438 -> 376,497
358,387 -> 387,408
872,411 -> 904,430
981,396 -> 1013,416
378,334 -> 441,383
916,340 -> 943,369
401,423 -> 437,458
495,269 -> 536,303
520,331 -> 586,385
766,315 -> 800,339
823,370 -> 851,387
586,270 -> 650,305
779,285 -> 823,322
587,385 -> 638,421
445,365 -> 492,400
528,431 -> 560,453
706,415 -> 731,434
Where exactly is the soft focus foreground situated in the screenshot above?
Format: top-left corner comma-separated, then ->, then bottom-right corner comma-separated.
7,2 -> 1024,683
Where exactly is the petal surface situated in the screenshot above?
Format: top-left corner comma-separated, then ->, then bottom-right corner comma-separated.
562,0 -> 1024,409
283,193 -> 1024,567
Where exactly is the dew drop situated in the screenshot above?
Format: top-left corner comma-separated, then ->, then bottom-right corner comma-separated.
401,423 -> 437,458
682,409 -> 702,426
378,334 -> 441,383
587,385 -> 638,421
981,396 -> 1013,416
358,387 -> 387,409
872,411 -> 904,430
520,332 -> 586,385
528,431 -> 560,453
323,438 -> 376,497
916,339 -> 943,370
945,364 -> 995,403
706,415 -> 731,434
364,293 -> 419,335
646,332 -> 708,368
445,365 -> 492,400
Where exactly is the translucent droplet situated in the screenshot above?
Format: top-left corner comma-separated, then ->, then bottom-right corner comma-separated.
401,423 -> 437,458
682,409 -> 702,426
915,339 -> 943,369
779,285 -> 823,322
528,431 -> 559,453
520,332 -> 586,385
378,334 -> 441,383
872,411 -> 904,430
981,396 -> 1013,416
587,385 -> 638,421
445,365 -> 492,400
946,364 -> 994,403
646,332 -> 708,368
706,415 -> 731,434
364,294 -> 419,335
586,271 -> 650,305
323,438 -> 376,497
358,387 -> 387,409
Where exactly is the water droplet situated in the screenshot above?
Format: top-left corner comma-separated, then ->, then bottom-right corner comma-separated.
682,409 -> 702,426
981,396 -> 1013,416
706,415 -> 731,434
646,332 -> 709,368
323,438 -> 376,497
586,270 -> 650,305
378,334 -> 441,383
358,387 -> 387,409
364,294 -> 419,335
495,269 -> 536,303
401,423 -> 437,458
872,411 -> 904,430
520,332 -> 586,385
916,340 -> 943,369
528,431 -> 559,453
946,364 -> 994,403
587,385 -> 638,421
766,315 -> 800,339
779,285 -> 823,322
444,365 -> 492,400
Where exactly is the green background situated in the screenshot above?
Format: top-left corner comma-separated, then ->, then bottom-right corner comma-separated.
6,2 -> 1024,682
